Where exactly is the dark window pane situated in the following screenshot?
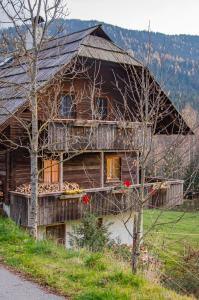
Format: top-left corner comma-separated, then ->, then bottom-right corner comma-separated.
60,95 -> 75,118
96,98 -> 107,120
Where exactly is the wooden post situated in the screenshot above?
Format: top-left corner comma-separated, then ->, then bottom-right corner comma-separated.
100,151 -> 104,187
136,151 -> 139,184
59,152 -> 63,191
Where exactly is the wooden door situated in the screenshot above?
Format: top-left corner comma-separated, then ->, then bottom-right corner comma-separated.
46,224 -> 65,245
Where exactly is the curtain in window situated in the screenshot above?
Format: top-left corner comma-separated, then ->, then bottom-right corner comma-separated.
43,160 -> 59,183
106,156 -> 121,181
60,95 -> 74,118
96,98 -> 108,120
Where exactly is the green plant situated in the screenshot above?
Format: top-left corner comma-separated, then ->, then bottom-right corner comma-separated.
111,243 -> 131,262
84,253 -> 106,270
0,216 -> 193,300
184,154 -> 199,191
69,213 -> 112,252
27,240 -> 53,255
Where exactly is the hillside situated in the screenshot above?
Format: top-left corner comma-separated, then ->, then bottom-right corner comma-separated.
0,216 -> 194,300
53,19 -> 199,110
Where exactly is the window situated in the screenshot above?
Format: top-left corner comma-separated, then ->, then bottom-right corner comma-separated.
97,217 -> 103,228
96,98 -> 108,120
43,159 -> 59,183
46,224 -> 65,245
60,94 -> 75,118
106,155 -> 121,181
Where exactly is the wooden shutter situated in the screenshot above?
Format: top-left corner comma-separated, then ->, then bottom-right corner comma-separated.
43,160 -> 59,183
112,157 -> 120,179
44,160 -> 52,183
51,160 -> 59,183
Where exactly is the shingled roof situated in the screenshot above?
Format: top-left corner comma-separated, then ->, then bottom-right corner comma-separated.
0,24 -> 143,128
0,24 -> 191,134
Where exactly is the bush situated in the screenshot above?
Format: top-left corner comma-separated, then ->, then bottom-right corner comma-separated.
69,213 -> 112,252
111,243 -> 131,262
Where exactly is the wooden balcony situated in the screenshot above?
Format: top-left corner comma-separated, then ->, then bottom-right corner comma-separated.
10,179 -> 183,227
48,119 -> 152,151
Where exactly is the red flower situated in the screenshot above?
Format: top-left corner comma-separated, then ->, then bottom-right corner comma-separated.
82,194 -> 90,204
123,180 -> 131,188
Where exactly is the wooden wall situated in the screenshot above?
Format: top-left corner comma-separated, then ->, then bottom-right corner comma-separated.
1,61 -> 140,202
4,148 -> 31,204
63,153 -> 101,189
104,152 -> 138,186
13,149 -> 30,188
63,152 -> 138,189
5,149 -> 137,202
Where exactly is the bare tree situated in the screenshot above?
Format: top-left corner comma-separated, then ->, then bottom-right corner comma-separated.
0,0 -> 69,238
109,60 -> 195,273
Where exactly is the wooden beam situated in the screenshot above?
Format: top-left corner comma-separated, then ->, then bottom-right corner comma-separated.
59,153 -> 63,191
100,151 -> 104,187
136,151 -> 139,184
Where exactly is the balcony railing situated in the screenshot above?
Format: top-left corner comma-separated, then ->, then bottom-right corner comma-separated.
48,119 -> 152,151
10,179 -> 183,227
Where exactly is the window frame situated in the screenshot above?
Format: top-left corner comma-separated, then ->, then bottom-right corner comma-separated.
95,97 -> 108,120
59,94 -> 76,118
105,155 -> 121,182
43,159 -> 60,184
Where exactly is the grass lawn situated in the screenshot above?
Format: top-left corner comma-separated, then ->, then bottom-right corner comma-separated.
0,216 -> 194,300
144,210 -> 199,251
144,210 -> 199,297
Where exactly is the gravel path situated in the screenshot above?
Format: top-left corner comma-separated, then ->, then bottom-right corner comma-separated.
0,265 -> 66,300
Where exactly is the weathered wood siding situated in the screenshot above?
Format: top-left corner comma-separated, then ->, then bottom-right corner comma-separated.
63,153 -> 101,188
11,149 -> 30,190
10,193 -> 29,226
9,180 -> 184,227
10,188 -> 136,226
48,120 -> 151,152
63,152 -> 138,189
150,180 -> 184,208
0,151 -> 6,202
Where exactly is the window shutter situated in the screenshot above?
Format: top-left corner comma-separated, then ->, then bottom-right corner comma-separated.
43,160 -> 59,183
51,161 -> 59,183
44,160 -> 52,183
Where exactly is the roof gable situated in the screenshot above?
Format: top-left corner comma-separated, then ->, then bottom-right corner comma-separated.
0,24 -> 192,135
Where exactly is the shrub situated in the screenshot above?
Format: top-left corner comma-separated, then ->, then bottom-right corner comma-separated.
111,243 -> 131,262
69,213 -> 112,252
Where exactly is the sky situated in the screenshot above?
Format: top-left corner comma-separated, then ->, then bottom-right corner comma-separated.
67,0 -> 199,35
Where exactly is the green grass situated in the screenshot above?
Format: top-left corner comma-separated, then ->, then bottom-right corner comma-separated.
0,216 -> 193,300
144,210 -> 199,255
144,210 -> 199,297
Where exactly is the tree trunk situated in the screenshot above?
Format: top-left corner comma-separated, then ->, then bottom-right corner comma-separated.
131,122 -> 147,273
29,150 -> 38,238
132,208 -> 143,273
29,52 -> 38,239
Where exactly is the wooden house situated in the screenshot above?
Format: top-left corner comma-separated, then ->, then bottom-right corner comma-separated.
0,24 -> 191,245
